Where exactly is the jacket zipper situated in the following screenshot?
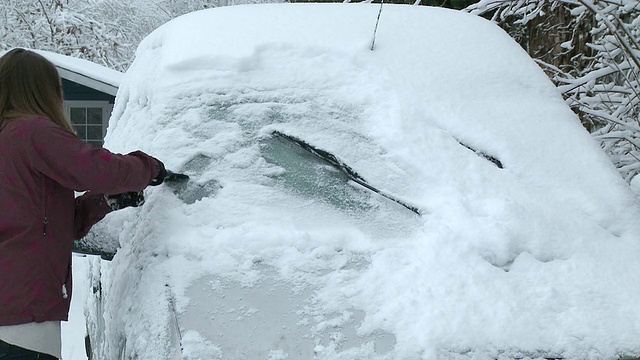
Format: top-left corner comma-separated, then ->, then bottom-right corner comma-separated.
42,181 -> 67,299
40,180 -> 68,299
43,182 -> 48,236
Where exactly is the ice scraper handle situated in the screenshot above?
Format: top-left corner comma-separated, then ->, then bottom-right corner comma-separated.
164,170 -> 190,183
148,159 -> 189,185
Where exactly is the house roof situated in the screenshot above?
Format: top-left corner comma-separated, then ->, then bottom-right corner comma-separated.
1,48 -> 123,96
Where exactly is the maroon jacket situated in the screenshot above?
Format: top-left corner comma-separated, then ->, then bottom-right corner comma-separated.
0,116 -> 160,326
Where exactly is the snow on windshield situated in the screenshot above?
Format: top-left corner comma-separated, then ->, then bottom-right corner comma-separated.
92,4 -> 640,359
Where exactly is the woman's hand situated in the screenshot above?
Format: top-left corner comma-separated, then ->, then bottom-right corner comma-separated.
149,159 -> 167,186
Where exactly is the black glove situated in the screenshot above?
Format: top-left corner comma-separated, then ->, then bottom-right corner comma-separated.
149,159 -> 167,186
105,191 -> 145,211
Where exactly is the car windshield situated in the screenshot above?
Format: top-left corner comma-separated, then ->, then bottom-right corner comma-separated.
265,131 -> 421,214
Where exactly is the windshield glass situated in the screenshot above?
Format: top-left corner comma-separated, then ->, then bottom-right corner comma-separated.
261,134 -> 374,213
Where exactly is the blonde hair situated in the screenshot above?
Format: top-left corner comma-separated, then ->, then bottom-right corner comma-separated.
0,48 -> 74,133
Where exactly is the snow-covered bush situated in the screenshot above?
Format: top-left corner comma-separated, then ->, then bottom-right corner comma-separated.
0,0 -> 132,71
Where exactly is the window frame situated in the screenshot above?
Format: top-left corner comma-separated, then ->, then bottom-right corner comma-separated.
64,100 -> 113,147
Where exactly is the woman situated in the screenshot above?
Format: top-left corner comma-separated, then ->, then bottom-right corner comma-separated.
0,48 -> 165,359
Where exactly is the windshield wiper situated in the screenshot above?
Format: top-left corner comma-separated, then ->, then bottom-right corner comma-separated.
272,131 -> 421,215
457,140 -> 503,169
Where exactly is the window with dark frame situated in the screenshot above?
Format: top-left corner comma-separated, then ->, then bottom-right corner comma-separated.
70,107 -> 104,147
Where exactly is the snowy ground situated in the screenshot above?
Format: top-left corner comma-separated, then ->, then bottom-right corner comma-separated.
62,255 -> 90,360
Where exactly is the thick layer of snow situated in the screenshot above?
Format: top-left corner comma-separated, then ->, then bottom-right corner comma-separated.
32,49 -> 123,88
632,176 -> 640,198
88,4 -> 640,360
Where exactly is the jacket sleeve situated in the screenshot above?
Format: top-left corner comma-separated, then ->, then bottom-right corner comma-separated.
74,192 -> 112,240
27,117 -> 160,194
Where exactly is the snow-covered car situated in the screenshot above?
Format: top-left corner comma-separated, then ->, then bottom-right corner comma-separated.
83,3 -> 640,360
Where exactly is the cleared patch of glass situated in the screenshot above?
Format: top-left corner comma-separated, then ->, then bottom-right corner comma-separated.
261,135 -> 373,213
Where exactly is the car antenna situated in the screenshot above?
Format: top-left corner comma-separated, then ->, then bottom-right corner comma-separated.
370,0 -> 384,51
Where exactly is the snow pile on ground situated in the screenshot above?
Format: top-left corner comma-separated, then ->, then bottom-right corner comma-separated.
62,255 -> 90,360
88,4 -> 640,360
